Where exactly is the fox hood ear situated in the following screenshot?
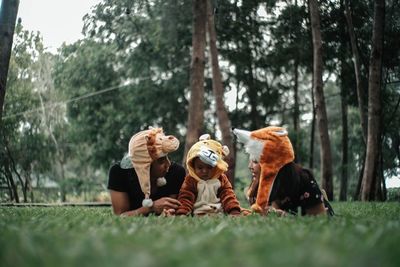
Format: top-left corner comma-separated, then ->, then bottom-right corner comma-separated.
233,128 -> 263,162
232,128 -> 251,145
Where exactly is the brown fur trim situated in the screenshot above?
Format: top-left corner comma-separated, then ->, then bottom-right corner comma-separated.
251,127 -> 294,213
146,128 -> 162,160
176,174 -> 241,215
218,174 -> 241,214
176,175 -> 197,215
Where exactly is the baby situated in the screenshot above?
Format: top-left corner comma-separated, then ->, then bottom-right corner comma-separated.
175,135 -> 241,216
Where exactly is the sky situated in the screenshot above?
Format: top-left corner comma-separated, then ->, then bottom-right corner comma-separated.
16,0 -> 102,52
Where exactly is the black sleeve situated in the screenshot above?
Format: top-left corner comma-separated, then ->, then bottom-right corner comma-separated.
107,163 -> 129,192
164,162 -> 186,195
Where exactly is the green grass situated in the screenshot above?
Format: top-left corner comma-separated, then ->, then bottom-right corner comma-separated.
1,202 -> 399,267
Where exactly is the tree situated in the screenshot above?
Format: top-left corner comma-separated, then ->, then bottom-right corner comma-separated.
206,0 -> 235,185
361,0 -> 385,201
0,0 -> 19,123
344,0 -> 368,142
183,0 -> 207,163
80,0 -> 192,164
339,0 -> 349,201
308,0 -> 333,200
1,23 -> 52,203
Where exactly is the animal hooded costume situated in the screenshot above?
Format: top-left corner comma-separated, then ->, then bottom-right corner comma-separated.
120,127 -> 180,208
233,126 -> 295,214
176,135 -> 241,215
234,126 -> 334,216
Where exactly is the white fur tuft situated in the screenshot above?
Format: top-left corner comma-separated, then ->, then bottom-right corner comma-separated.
233,128 -> 264,162
246,139 -> 264,162
274,129 -> 288,136
222,145 -> 230,157
199,134 -> 211,141
157,177 -> 167,187
142,198 -> 154,208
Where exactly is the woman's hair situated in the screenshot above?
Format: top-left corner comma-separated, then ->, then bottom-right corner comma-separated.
247,162 -> 317,206
269,162 -> 301,202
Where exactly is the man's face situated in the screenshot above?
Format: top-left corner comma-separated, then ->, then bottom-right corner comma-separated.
150,156 -> 171,179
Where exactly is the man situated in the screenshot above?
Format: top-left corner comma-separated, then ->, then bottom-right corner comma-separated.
108,127 -> 185,216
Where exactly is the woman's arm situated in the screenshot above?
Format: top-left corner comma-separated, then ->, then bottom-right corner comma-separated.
305,202 -> 327,215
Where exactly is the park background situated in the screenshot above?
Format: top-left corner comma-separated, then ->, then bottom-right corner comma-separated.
1,0 -> 399,205
1,1 -> 400,267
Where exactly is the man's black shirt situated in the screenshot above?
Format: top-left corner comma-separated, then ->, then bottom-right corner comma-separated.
108,162 -> 185,210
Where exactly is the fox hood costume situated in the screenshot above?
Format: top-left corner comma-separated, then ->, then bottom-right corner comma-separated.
233,126 -> 295,214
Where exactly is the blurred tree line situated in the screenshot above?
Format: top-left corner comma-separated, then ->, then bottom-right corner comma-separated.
0,0 -> 399,203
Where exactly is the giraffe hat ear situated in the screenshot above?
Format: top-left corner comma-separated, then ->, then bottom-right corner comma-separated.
123,127 -> 180,207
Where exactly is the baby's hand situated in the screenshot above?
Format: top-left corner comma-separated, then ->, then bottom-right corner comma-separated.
161,208 -> 176,217
240,208 -> 253,216
229,210 -> 242,216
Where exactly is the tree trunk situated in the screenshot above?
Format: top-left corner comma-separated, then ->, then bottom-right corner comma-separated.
4,140 -> 22,202
339,0 -> 349,201
308,0 -> 334,200
309,78 -> 316,170
5,164 -> 19,202
183,0 -> 207,163
0,0 -> 20,123
344,0 -> 368,143
354,151 -> 365,200
206,0 -> 235,186
339,73 -> 349,201
361,0 -> 385,201
379,153 -> 386,201
246,55 -> 259,130
293,57 -> 300,163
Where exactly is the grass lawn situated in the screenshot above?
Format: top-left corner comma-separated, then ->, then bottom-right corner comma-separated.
1,202 -> 399,267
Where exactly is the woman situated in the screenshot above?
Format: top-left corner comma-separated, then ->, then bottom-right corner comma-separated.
247,159 -> 333,216
234,126 -> 333,216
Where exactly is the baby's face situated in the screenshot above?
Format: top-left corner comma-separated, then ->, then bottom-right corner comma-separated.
193,157 -> 214,180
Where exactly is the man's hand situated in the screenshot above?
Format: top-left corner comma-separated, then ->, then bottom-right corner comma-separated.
152,197 -> 181,215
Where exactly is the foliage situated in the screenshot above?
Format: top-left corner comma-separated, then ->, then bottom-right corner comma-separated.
2,0 -> 400,202
0,202 -> 400,267
0,23 -> 55,202
386,188 -> 400,202
55,0 -> 193,165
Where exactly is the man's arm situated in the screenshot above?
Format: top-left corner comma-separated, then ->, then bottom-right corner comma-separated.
109,190 -> 152,216
109,190 -> 180,216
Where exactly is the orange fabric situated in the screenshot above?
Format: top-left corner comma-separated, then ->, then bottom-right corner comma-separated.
250,127 -> 294,213
176,174 -> 241,215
